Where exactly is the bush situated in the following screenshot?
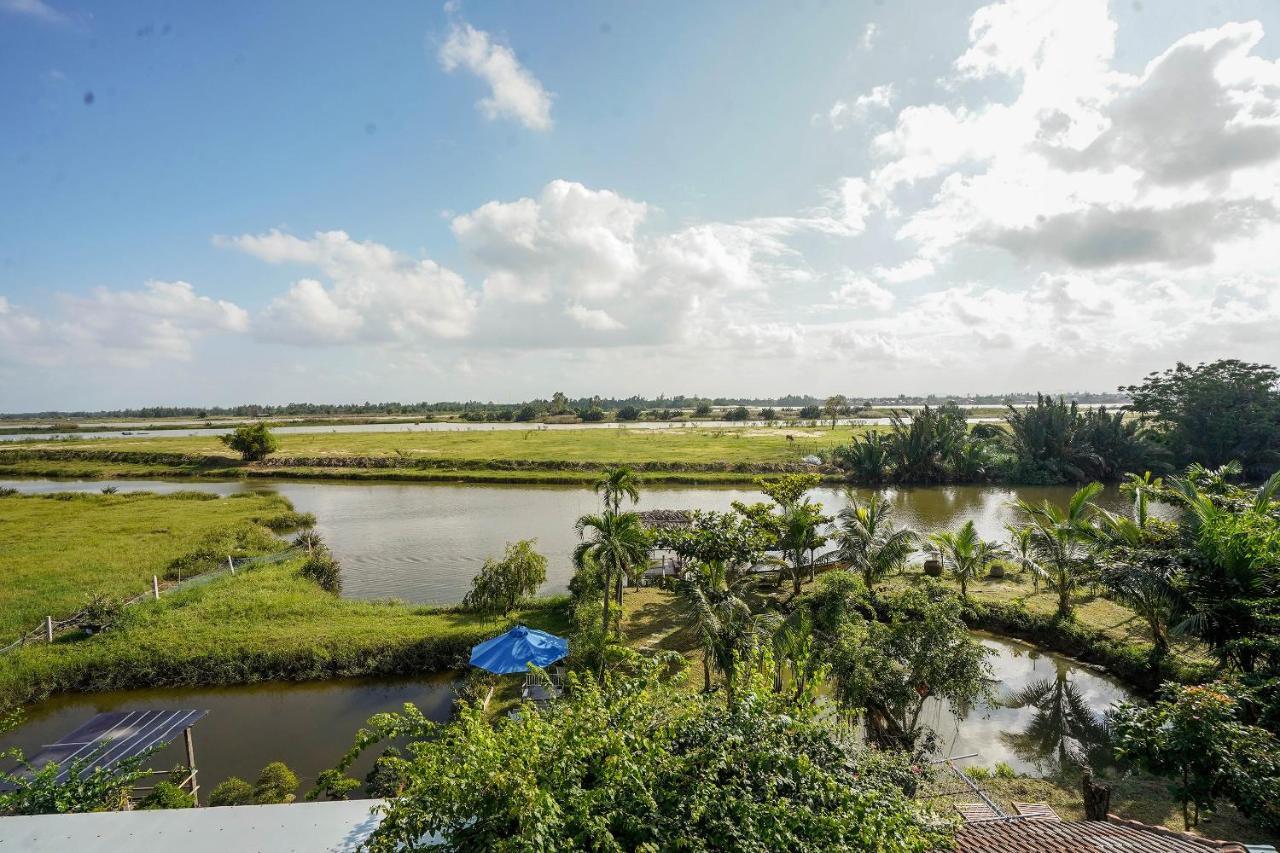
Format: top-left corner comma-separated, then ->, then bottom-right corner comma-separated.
462,540 -> 548,615
254,762 -> 298,804
760,408 -> 777,422
80,593 -> 124,633
725,406 -> 750,421
693,403 -> 713,417
993,761 -> 1018,779
616,405 -> 641,421
137,780 -> 195,810
579,407 -> 606,422
300,548 -> 342,594
258,510 -> 316,532
798,405 -> 821,420
219,423 -> 279,461
208,776 -> 255,807
513,405 -> 539,422
963,765 -> 991,781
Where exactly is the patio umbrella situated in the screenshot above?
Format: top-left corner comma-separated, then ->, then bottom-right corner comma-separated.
469,625 -> 569,675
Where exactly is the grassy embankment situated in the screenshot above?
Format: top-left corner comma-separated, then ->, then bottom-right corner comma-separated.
0,491 -> 568,712
0,426 -> 865,485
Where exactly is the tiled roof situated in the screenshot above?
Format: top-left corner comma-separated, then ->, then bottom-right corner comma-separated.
955,816 -> 1248,852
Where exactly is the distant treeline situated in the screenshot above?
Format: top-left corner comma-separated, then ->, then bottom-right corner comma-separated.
1,391 -> 1130,421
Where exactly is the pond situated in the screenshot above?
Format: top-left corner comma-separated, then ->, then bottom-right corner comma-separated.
0,635 -> 1131,801
0,479 -> 1140,605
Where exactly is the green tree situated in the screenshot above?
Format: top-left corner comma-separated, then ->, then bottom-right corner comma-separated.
462,540 -> 548,615
209,776 -> 256,807
549,391 -> 569,415
593,466 -> 641,513
253,761 -> 299,804
137,779 -> 195,810
573,510 -> 651,636
834,432 -> 893,483
884,404 -> 968,484
616,405 -> 641,421
320,663 -> 949,852
822,493 -> 916,593
1014,482 -> 1103,619
219,422 -> 279,461
694,402 -> 713,417
1113,682 -> 1280,831
827,587 -> 992,750
651,510 -> 766,571
1123,359 -> 1280,477
824,394 -> 848,428
1001,395 -> 1101,484
675,560 -> 768,697
0,724 -> 152,815
927,520 -> 1005,602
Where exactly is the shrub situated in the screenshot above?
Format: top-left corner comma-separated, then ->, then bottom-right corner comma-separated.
579,407 -> 606,422
254,762 -> 299,804
616,405 -> 641,421
80,593 -> 124,633
0,487 -> 17,497
101,486 -> 119,495
798,405 -> 821,420
462,540 -> 548,615
760,408 -> 777,422
725,406 -> 750,421
219,423 -> 279,461
513,405 -> 538,422
137,780 -> 194,810
300,548 -> 342,594
993,761 -> 1018,779
963,765 -> 991,781
208,776 -> 255,807
694,403 -> 713,417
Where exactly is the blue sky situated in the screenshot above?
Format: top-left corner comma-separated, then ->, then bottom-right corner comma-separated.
3,0 -> 1280,409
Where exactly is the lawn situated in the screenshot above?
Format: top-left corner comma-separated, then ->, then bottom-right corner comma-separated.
4,424 -> 863,466
0,491 -> 305,641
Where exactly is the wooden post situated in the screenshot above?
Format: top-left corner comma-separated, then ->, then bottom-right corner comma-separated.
45,616 -> 53,643
227,555 -> 235,576
184,727 -> 199,805
153,576 -> 160,600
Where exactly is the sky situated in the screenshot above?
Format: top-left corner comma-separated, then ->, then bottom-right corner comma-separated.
2,0 -> 1280,410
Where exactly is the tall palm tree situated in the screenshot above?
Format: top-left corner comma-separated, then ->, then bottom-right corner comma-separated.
822,493 -> 916,593
927,520 -> 1005,602
774,499 -> 826,595
675,560 -> 764,696
573,510 -> 651,638
1005,522 -> 1037,589
1013,482 -> 1103,619
593,466 -> 641,513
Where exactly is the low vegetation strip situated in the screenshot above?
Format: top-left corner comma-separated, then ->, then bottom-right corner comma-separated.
0,490 -> 304,641
0,558 -> 569,713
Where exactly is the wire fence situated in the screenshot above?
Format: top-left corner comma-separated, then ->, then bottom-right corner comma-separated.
0,546 -> 304,657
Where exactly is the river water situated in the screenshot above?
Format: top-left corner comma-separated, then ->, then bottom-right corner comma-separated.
0,479 -> 1135,605
0,635 -> 1130,800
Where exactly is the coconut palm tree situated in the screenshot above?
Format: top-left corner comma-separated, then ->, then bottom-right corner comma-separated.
573,510 -> 651,637
927,520 -> 1006,602
772,499 -> 827,595
822,493 -> 916,594
675,560 -> 765,696
593,466 -> 641,513
1013,482 -> 1103,619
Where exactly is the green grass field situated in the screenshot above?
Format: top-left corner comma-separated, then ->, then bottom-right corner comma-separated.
0,491 -> 301,640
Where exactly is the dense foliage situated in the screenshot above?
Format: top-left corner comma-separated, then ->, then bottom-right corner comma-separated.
218,422 -> 279,461
461,540 -> 548,615
324,664 -> 950,852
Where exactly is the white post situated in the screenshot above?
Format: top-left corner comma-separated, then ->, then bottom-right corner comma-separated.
227,555 -> 235,576
45,616 -> 53,643
153,576 -> 160,600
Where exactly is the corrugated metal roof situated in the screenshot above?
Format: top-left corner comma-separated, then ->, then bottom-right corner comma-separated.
0,799 -> 389,852
22,710 -> 206,783
956,817 -> 1249,852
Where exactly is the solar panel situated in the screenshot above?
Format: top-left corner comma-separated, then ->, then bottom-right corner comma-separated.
22,710 -> 206,783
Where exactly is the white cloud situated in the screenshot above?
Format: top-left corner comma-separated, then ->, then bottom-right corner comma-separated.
219,230 -> 476,344
818,84 -> 896,130
439,20 -> 553,131
0,0 -> 67,24
861,22 -> 878,51
872,258 -> 934,283
830,273 -> 894,313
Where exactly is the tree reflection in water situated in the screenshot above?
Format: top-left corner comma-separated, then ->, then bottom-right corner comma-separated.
999,666 -> 1112,775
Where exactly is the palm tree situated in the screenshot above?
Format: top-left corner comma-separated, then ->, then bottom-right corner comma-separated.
1013,482 -> 1103,619
1120,471 -> 1163,529
593,466 -> 641,513
675,560 -> 764,696
822,493 -> 916,593
927,520 -> 1005,602
573,510 -> 651,638
1005,523 -> 1037,589
773,499 -> 826,595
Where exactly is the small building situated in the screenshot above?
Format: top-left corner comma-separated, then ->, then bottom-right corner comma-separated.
955,813 -> 1257,853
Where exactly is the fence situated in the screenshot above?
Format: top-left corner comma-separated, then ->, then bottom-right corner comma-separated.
0,547 -> 304,657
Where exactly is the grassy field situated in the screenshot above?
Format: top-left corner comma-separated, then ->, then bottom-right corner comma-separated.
0,491 -> 305,640
6,424 -> 858,463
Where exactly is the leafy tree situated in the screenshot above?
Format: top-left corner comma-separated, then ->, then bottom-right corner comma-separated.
676,560 -> 769,697
650,510 -> 766,570
593,465 -> 640,514
578,406 -> 605,422
1113,682 -> 1280,831
798,404 -> 821,420
827,586 -> 992,751
694,402 -> 713,417
1123,359 -> 1280,478
573,510 -> 651,635
320,663 -> 950,852
209,776 -> 256,807
1013,483 -> 1103,619
1001,395 -> 1101,484
462,540 -> 548,615
549,391 -> 569,415
753,475 -> 827,593
513,404 -> 539,422
824,394 -> 848,428
616,405 -> 641,421
822,493 -> 916,593
927,520 -> 1006,602
253,761 -> 299,804
1093,510 -> 1181,667
760,407 -> 777,423
884,405 -> 968,484
758,473 -> 822,508
219,422 -> 279,461
724,405 -> 750,421
0,724 -> 152,815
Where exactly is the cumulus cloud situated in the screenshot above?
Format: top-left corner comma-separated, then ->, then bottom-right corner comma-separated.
830,273 -> 894,313
439,20 -> 553,131
818,84 -> 895,130
872,258 -> 934,283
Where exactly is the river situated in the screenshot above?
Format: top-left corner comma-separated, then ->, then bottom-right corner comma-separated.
0,479 -> 1137,605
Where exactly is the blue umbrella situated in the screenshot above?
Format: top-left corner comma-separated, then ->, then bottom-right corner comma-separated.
469,625 -> 569,675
